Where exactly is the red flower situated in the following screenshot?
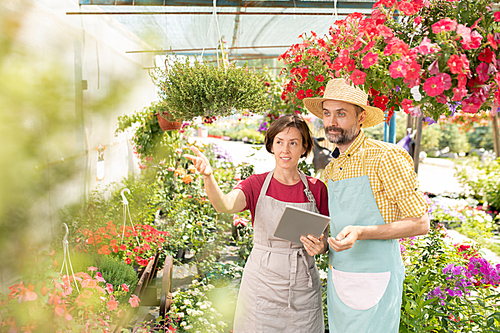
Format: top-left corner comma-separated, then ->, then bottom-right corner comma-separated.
377,25 -> 394,38
361,52 -> 379,69
452,87 -> 467,101
423,76 -> 445,97
384,38 -> 409,56
414,16 -> 422,25
350,69 -> 367,85
488,34 -> 498,50
494,11 -> 500,22
296,90 -> 306,100
346,59 -> 356,71
401,99 -> 413,114
447,54 -> 466,74
431,18 -> 457,34
361,40 -> 376,53
305,89 -> 314,97
457,74 -> 467,88
406,61 -> 421,80
389,60 -> 407,78
294,55 -> 302,63
316,86 -> 326,96
315,75 -> 325,82
372,95 -> 388,111
398,1 -> 418,16
436,94 -> 447,104
478,48 -> 494,63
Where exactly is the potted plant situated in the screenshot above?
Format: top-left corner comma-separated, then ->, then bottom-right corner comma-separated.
151,57 -> 271,122
280,0 -> 500,121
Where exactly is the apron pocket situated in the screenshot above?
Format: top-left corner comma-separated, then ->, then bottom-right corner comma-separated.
331,267 -> 390,311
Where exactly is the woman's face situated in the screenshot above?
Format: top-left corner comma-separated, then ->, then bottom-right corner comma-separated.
272,127 -> 306,171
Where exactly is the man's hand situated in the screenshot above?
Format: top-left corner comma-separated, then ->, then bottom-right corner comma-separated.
328,225 -> 362,252
184,146 -> 213,177
300,234 -> 327,256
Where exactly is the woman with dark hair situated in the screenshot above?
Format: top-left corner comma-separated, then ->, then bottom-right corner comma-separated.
185,114 -> 328,332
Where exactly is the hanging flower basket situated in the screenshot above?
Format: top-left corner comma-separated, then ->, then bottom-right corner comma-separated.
151,57 -> 270,121
157,111 -> 181,131
280,0 -> 500,122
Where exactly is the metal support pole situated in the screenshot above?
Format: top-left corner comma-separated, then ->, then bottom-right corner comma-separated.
492,111 -> 500,159
388,111 -> 396,144
413,116 -> 423,174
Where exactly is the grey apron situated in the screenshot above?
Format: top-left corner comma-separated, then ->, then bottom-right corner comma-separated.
233,170 -> 324,333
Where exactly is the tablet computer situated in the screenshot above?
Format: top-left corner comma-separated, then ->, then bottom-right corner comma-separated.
273,205 -> 330,245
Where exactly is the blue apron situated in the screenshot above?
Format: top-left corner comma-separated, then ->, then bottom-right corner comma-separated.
327,146 -> 404,333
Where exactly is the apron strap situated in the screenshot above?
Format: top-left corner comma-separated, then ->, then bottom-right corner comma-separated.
361,143 -> 366,177
257,170 -> 275,204
253,243 -> 313,308
298,171 -> 317,206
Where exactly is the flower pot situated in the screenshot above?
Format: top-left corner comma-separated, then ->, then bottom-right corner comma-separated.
157,112 -> 181,131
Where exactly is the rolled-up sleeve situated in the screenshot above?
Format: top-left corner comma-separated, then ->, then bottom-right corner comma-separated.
378,147 -> 429,219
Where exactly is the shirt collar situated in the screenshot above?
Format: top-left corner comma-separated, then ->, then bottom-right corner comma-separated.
331,129 -> 366,159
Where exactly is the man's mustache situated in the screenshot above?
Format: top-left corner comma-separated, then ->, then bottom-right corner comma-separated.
325,126 -> 344,134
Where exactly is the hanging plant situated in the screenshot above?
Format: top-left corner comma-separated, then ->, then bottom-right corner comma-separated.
280,0 -> 500,122
152,57 -> 270,122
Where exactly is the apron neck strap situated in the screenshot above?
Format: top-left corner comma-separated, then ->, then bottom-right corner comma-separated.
258,170 -> 274,201
360,141 -> 366,176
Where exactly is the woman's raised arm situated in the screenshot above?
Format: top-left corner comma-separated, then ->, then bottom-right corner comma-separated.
184,146 -> 247,214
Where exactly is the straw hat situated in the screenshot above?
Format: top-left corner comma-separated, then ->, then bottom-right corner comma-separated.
303,78 -> 385,128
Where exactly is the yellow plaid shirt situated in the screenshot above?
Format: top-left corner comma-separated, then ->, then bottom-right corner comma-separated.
323,130 -> 429,223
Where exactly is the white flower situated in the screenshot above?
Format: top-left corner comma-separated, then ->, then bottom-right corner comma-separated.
318,269 -> 328,280
180,322 -> 187,327
185,325 -> 193,330
217,321 -> 225,326
178,312 -> 184,318
184,299 -> 192,306
186,309 -> 193,316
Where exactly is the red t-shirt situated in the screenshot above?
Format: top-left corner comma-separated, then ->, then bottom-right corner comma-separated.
234,172 -> 329,224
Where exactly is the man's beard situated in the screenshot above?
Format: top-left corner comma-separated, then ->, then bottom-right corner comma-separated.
325,124 -> 358,145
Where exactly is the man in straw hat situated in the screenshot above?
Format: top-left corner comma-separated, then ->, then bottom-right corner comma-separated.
301,78 -> 430,332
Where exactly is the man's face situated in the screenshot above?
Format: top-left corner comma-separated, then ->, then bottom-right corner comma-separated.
322,100 -> 365,145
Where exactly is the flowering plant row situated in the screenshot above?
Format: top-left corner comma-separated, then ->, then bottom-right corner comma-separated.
0,250 -> 140,332
75,221 -> 170,267
280,0 -> 500,121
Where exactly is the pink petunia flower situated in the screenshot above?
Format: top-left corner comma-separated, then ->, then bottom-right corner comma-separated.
96,272 -> 106,283
384,38 -> 409,56
428,60 -> 440,75
122,284 -> 130,292
423,76 -> 445,97
408,106 -> 422,117
436,73 -> 452,91
88,266 -> 98,272
476,63 -> 490,83
406,61 -> 421,80
452,87 -> 467,101
106,283 -> 114,294
361,52 -> 379,69
457,74 -> 467,88
456,24 -> 471,42
107,296 -> 118,311
494,11 -> 500,22
398,1 -> 418,16
462,30 -> 483,50
416,37 -> 439,55
462,95 -> 482,113
350,69 -> 367,85
129,294 -> 140,308
431,18 -> 457,34
389,60 -> 407,78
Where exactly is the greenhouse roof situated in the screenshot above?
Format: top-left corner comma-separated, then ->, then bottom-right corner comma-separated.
70,0 -> 375,61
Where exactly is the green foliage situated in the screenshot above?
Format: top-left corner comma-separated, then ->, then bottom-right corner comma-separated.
467,126 -> 494,151
400,223 -> 500,332
438,124 -> 470,153
116,102 -> 181,165
456,157 -> 500,211
298,160 -> 316,176
98,256 -> 138,303
153,57 -> 270,121
168,281 -> 227,332
234,128 -> 264,143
